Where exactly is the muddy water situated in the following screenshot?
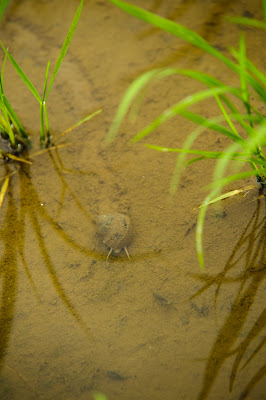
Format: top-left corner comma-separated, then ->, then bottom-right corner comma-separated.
0,0 -> 265,399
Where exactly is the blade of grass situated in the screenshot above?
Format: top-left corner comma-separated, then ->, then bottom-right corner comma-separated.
226,16 -> 266,30
0,0 -> 10,24
206,170 -> 264,191
0,42 -> 42,103
40,61 -> 51,143
0,175 -> 9,207
4,153 -> 32,164
169,117 -> 226,194
0,94 -> 16,147
131,86 -> 240,142
195,185 -> 257,209
107,0 -> 265,101
145,144 -> 246,159
0,55 -> 29,141
44,104 -> 50,145
108,66 -> 260,144
180,110 -> 245,145
146,143 -> 266,166
2,95 -> 29,141
60,109 -> 102,136
45,0 -> 84,100
214,95 -> 241,143
106,68 -> 169,143
196,139 -> 247,268
238,34 -> 252,121
230,47 -> 266,86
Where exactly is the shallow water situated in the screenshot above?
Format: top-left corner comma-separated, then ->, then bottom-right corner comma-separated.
0,0 -> 265,399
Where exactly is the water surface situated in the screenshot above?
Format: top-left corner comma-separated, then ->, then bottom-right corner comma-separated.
0,0 -> 265,399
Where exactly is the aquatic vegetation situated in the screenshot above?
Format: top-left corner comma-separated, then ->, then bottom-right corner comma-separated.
0,0 -> 98,152
106,0 -> 266,268
191,193 -> 266,399
0,52 -> 29,152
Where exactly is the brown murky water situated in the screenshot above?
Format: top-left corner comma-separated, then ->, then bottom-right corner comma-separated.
0,1 -> 265,399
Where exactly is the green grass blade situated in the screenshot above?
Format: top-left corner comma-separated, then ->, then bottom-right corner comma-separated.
44,103 -> 50,145
230,46 -> 266,86
132,86 -> 239,142
40,103 -> 45,144
206,170 -> 263,193
145,144 -> 247,159
60,109 -> 102,136
196,140 -> 246,268
180,110 -> 245,145
42,61 -> 50,102
106,68 -> 170,143
40,61 -> 50,144
241,56 -> 266,86
0,55 -> 29,143
215,95 -> 239,137
0,95 -> 15,146
196,198 -> 209,268
3,96 -> 28,141
107,0 -> 233,67
0,51 -> 7,91
0,0 -> 10,24
147,143 -> 265,165
0,41 -> 42,103
107,0 -> 265,102
45,0 -> 84,100
226,16 -> 266,29
238,34 -> 252,119
108,66 -> 261,145
169,116 -> 226,194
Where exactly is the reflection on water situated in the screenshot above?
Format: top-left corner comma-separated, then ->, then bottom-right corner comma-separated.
192,191 -> 266,399
0,0 -> 265,399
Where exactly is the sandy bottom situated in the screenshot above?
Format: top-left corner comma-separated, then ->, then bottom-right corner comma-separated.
0,0 -> 265,399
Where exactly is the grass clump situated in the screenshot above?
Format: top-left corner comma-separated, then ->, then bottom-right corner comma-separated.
106,0 -> 266,268
0,0 -> 99,154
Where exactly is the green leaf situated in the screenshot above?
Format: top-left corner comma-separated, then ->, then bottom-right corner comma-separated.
107,0 -> 265,101
132,86 -> 239,142
3,95 -> 28,141
106,68 -> 168,143
60,109 -> 102,136
226,16 -> 266,30
45,0 -> 84,100
0,0 -> 10,24
0,42 -> 42,103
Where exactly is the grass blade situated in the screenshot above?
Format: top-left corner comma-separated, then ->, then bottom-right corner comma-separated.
2,95 -> 28,141
180,110 -> 245,145
45,0 -> 84,100
0,41 -> 41,103
0,52 -> 29,142
0,0 -> 10,24
226,16 -> 266,30
233,50 -> 266,86
107,0 -> 265,102
145,144 -> 247,159
44,103 -> 50,144
195,185 -> 257,209
0,94 -> 16,146
106,69 -> 168,143
0,176 -> 9,208
132,86 -> 239,142
40,61 -> 51,143
60,109 -> 102,136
